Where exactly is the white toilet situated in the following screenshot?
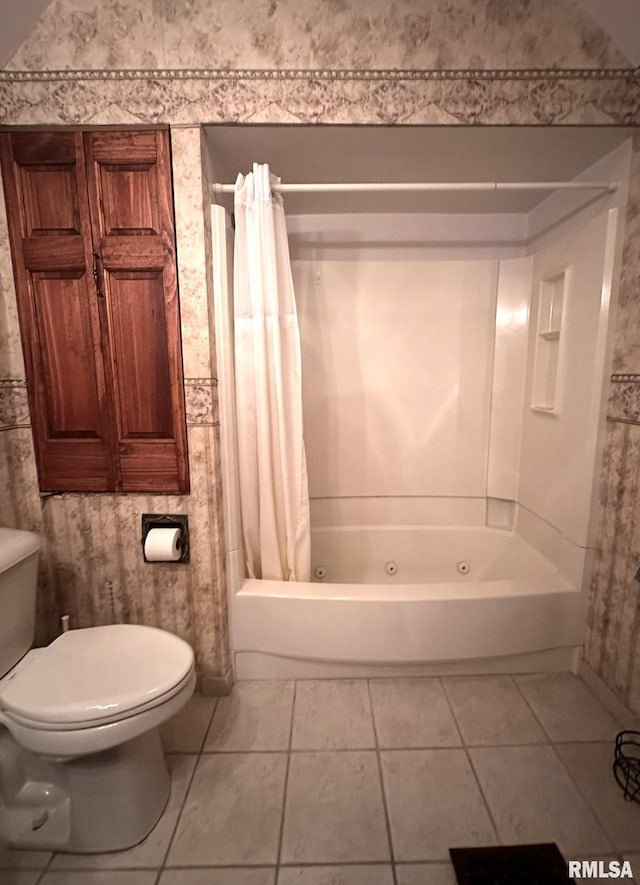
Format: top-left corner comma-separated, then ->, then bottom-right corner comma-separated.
0,526 -> 196,853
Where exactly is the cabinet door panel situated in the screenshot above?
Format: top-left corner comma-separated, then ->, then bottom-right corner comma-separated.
85,129 -> 189,492
10,131 -> 76,165
0,132 -> 116,491
20,165 -> 80,236
108,271 -> 173,439
90,130 -> 157,164
100,164 -> 158,236
22,236 -> 85,272
101,237 -> 164,270
43,441 -> 116,493
119,441 -> 187,493
34,272 -> 102,438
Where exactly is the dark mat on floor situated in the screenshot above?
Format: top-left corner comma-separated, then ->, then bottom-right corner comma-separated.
449,843 -> 575,884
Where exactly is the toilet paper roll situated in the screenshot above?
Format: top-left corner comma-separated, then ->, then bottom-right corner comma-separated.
144,527 -> 182,562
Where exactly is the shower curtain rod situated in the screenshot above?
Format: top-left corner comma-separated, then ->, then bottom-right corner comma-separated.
211,180 -> 619,194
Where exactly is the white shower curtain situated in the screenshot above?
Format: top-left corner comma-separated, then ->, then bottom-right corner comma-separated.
233,163 -> 311,582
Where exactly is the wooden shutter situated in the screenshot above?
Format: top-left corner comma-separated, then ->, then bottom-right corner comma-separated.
1,128 -> 189,494
83,130 -> 188,493
0,131 -> 116,491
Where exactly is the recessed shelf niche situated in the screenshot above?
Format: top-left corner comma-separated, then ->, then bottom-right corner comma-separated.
531,269 -> 565,413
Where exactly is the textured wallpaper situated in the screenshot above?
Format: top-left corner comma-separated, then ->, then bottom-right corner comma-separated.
585,135 -> 640,716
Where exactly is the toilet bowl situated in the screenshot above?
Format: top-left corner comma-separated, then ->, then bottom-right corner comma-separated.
0,527 -> 196,853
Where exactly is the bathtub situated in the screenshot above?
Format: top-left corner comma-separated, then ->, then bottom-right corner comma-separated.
230,526 -> 586,676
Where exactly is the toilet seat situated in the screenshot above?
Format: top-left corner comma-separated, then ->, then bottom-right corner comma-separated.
0,624 -> 193,727
3,667 -> 194,731
0,624 -> 196,756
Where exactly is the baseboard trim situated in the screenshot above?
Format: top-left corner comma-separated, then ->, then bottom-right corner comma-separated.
197,667 -> 233,697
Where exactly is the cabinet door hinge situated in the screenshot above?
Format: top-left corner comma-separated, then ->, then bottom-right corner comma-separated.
92,251 -> 104,297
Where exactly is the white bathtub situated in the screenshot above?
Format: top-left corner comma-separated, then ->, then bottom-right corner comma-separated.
231,526 -> 586,675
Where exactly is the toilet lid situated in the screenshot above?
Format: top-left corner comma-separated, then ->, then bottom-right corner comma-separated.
0,624 -> 194,726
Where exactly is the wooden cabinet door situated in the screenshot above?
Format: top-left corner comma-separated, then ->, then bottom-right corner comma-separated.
0,131 -> 116,491
84,130 -> 189,493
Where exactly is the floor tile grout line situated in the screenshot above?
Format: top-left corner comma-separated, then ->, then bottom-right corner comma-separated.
198,697 -> 219,753
191,738 -> 618,753
160,859 -> 447,868
157,751 -> 203,871
162,860 -> 401,869
437,675 -> 466,750
274,680 -> 297,874
278,860 -> 410,867
366,678 -> 398,885
35,864 -> 166,873
508,674 -> 557,744
149,693 -> 219,875
152,852 -> 640,874
201,695 -> 221,752
463,746 -> 502,848
33,842 -> 56,883
271,670 -> 600,683
35,852 -> 55,885
547,739 -> 618,856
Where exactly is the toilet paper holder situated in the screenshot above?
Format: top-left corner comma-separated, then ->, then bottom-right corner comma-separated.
141,514 -> 190,563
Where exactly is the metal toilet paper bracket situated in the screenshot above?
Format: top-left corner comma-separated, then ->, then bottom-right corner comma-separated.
141,514 -> 190,563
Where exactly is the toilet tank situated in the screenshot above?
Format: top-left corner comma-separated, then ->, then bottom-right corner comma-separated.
0,527 -> 41,679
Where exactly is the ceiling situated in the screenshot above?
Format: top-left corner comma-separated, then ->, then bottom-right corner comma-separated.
578,0 -> 640,65
0,0 -> 50,68
1,0 -> 640,68
205,125 -> 634,214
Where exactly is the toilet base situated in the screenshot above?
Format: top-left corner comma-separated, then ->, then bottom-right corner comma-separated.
0,728 -> 170,852
62,727 -> 171,853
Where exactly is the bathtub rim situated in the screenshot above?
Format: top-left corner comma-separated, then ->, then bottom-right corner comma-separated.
238,573 -> 576,602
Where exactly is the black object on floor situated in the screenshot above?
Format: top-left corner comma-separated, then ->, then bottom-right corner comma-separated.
613,730 -> 640,803
449,843 -> 575,884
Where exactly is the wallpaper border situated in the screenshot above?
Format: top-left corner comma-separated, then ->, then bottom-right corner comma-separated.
1,67 -> 639,82
3,68 -> 640,126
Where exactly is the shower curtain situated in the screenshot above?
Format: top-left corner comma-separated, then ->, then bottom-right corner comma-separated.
233,163 -> 311,582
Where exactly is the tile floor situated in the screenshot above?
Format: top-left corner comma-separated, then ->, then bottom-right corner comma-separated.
1,673 -> 640,885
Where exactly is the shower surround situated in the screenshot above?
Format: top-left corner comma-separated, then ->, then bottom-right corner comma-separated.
0,0 -> 639,709
219,169 -> 624,676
